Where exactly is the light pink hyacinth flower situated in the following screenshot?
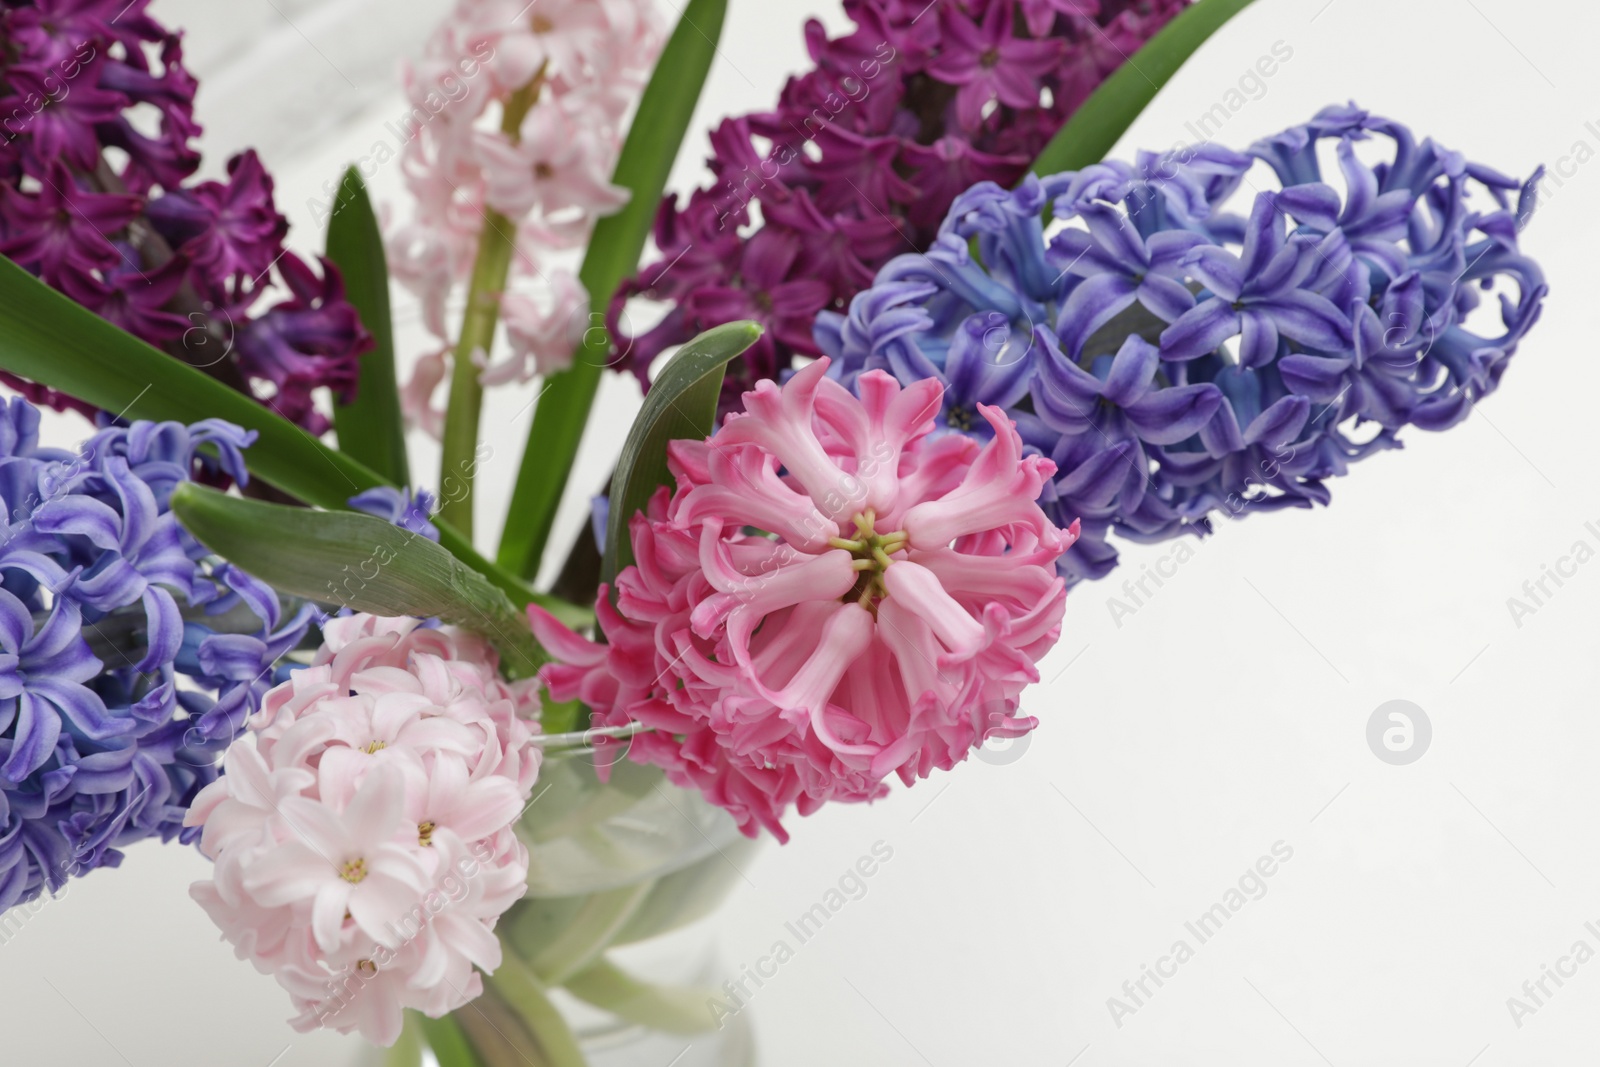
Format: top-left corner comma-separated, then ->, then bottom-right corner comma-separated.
530,359 -> 1076,841
388,0 -> 663,432
186,616 -> 541,1046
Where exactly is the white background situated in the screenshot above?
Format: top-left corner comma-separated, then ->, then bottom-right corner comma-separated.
3,1 -> 1598,1064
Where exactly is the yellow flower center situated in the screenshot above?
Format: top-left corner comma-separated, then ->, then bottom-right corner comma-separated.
417,821 -> 436,847
340,858 -> 368,884
830,509 -> 909,611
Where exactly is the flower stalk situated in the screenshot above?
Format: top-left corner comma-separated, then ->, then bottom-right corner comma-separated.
437,75 -> 545,537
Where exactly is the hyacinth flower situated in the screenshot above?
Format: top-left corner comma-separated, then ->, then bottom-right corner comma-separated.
609,0 -> 1192,408
0,0 -> 369,433
389,0 -> 663,454
186,615 -> 542,1045
0,398 -> 318,912
529,359 -> 1075,841
816,104 -> 1548,584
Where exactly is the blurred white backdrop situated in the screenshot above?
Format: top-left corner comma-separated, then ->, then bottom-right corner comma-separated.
3,1 -> 1599,1064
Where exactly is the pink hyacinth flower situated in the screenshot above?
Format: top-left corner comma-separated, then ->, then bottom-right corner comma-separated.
187,616 -> 540,1046
529,359 -> 1076,841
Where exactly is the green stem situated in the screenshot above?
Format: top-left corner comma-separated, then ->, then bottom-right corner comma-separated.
529,880 -> 656,986
437,77 -> 544,538
481,953 -> 590,1067
564,957 -> 721,1035
415,1011 -> 487,1067
496,0 -> 729,582
385,1013 -> 426,1067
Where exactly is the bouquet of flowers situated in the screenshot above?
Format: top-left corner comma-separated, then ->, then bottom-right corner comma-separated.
0,0 -> 1547,1062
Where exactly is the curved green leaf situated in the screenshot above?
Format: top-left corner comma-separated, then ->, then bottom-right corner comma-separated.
1028,0 -> 1259,178
0,255 -> 582,626
171,483 -> 543,678
498,0 -> 729,582
327,166 -> 410,486
603,321 -> 761,586
412,1013 -> 484,1067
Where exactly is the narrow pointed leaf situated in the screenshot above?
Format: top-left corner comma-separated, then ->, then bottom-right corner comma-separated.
327,166 -> 409,485
171,483 -> 543,678
603,321 -> 761,586
0,254 -> 583,626
1027,0 -> 1259,179
498,0 -> 729,582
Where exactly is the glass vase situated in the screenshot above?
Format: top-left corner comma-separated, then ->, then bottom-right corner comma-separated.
376,746 -> 760,1067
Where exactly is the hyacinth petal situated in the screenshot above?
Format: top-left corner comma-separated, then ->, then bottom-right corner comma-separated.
2,691 -> 62,782
1256,290 -> 1352,351
1238,309 -> 1281,369
1124,385 -> 1224,445
1159,299 -> 1241,361
134,585 -> 184,673
1056,272 -> 1139,357
1182,246 -> 1247,302
881,562 -> 985,659
1278,354 -> 1351,399
673,442 -> 836,553
1053,443 -> 1136,508
1101,337 -> 1160,407
527,606 -> 607,668
1277,182 -> 1343,230
1136,273 -> 1199,323
716,361 -> 853,517
32,495 -> 124,548
813,370 -> 942,516
902,406 -> 1054,547
311,880 -> 355,953
694,534 -> 856,658
1243,396 -> 1311,447
768,603 -> 875,749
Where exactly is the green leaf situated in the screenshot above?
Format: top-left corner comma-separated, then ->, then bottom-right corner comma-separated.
0,254 -> 586,629
413,1012 -> 484,1067
327,166 -> 410,486
497,0 -> 729,582
602,321 -> 760,585
1027,0 -> 1259,178
171,483 -> 543,678
564,958 -> 720,1035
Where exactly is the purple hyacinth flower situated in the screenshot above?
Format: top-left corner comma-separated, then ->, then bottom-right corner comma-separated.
1017,0 -> 1102,37
928,3 -> 1067,131
1050,201 -> 1209,355
0,164 -> 141,287
145,150 -> 289,297
0,593 -> 125,783
612,0 -> 1193,405
0,62 -> 126,172
234,253 -> 370,434
1160,195 -> 1354,367
349,487 -> 441,543
0,397 -> 313,913
1034,333 -> 1223,447
819,106 -> 1547,585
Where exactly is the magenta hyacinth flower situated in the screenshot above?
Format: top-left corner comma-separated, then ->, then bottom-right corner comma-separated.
0,0 -> 369,433
609,0 -> 1192,408
530,359 -> 1076,841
